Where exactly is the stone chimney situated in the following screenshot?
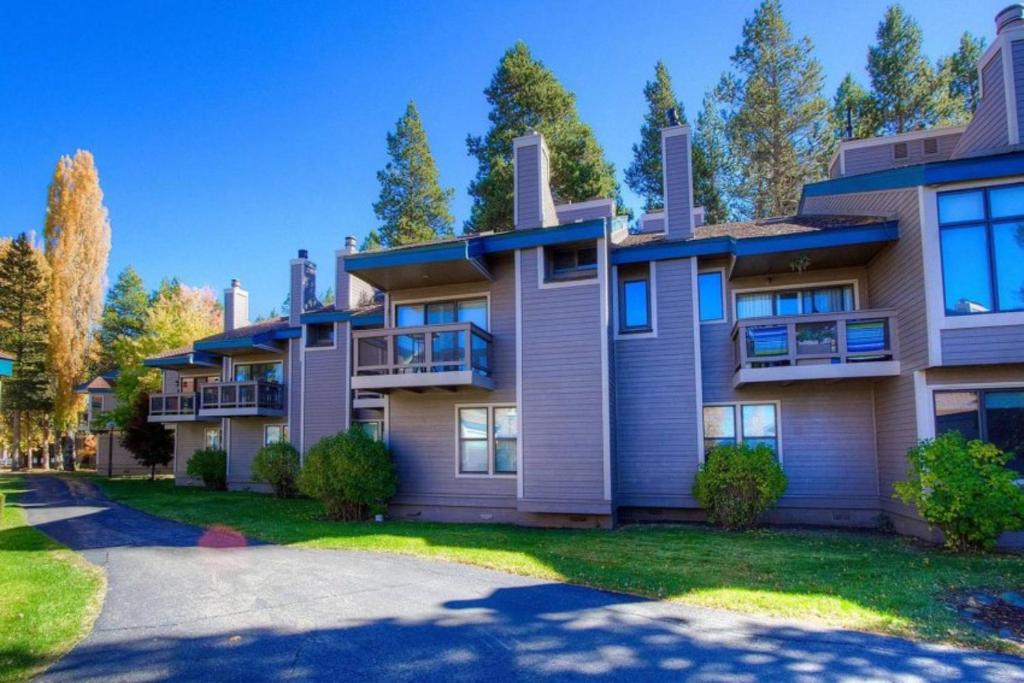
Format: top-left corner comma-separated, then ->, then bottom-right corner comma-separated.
289,249 -> 317,326
223,278 -> 249,332
513,132 -> 559,230
661,109 -> 695,240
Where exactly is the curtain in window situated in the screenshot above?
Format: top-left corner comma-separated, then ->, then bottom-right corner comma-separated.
736,293 -> 773,319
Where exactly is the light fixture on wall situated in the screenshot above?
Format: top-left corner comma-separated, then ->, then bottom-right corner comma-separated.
789,252 -> 811,273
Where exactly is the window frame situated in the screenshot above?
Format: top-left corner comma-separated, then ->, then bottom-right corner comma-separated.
204,427 -> 222,451
698,268 -> 727,324
391,293 -> 491,332
305,322 -> 336,349
923,137 -> 939,156
937,183 -> 1024,316
618,274 -> 652,334
263,424 -> 289,446
701,401 -> 782,463
354,420 -> 384,442
613,263 -> 658,339
541,241 -> 600,284
233,361 -> 284,384
454,403 -> 518,477
731,280 -> 859,321
932,387 -> 1024,472
893,142 -> 908,160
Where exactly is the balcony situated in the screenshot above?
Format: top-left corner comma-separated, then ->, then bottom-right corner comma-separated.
148,392 -> 206,422
197,381 -> 285,417
732,309 -> 901,387
352,322 -> 495,392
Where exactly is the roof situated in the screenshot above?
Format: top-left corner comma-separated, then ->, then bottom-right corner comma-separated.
147,345 -> 195,361
615,214 -> 889,249
195,317 -> 290,344
300,303 -> 384,326
0,349 -> 13,361
75,374 -> 116,394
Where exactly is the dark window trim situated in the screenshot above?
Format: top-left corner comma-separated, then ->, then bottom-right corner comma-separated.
457,405 -> 518,476
937,183 -> 1024,316
305,322 -> 336,348
893,142 -> 909,160
618,274 -> 652,334
933,387 -> 1024,450
698,270 -> 726,323
545,242 -> 599,282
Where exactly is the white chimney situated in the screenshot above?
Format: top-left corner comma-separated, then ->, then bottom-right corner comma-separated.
513,132 -> 559,230
224,279 -> 249,332
661,109 -> 695,240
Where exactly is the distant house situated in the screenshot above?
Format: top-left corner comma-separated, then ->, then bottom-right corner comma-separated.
0,349 -> 12,379
143,5 -> 1024,548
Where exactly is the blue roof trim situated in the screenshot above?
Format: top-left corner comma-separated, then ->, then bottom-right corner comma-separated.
478,219 -> 607,253
345,240 -> 471,272
800,151 -> 1024,207
611,221 -> 899,266
0,358 -> 12,377
351,312 -> 384,328
143,350 -> 222,368
272,327 -> 301,340
300,309 -> 347,324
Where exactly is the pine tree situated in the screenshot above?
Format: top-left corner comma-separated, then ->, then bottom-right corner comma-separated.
374,101 -> 455,247
0,234 -> 53,469
44,150 -> 111,445
718,0 -> 829,218
361,230 -> 382,252
831,74 -> 876,141
866,5 -> 940,134
98,266 -> 149,371
938,32 -> 986,118
627,62 -> 679,211
693,91 -> 731,224
120,391 -> 174,480
465,41 -> 619,233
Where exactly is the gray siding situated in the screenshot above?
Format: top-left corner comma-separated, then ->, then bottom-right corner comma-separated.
953,49 -> 1009,158
664,132 -> 692,240
386,255 -> 517,509
302,321 -> 349,452
942,325 -> 1024,365
614,259 -> 701,507
1016,40 -> 1024,144
515,144 -> 540,229
555,201 -> 614,224
842,133 -> 961,177
227,415 -> 283,487
803,188 -> 924,511
520,247 -> 607,508
173,422 -> 210,485
97,430 -> 173,477
288,338 -> 301,450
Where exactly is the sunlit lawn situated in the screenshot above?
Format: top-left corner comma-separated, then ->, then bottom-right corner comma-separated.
0,475 -> 104,683
95,476 -> 1024,652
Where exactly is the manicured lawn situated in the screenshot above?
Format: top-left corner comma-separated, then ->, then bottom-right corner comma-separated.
95,477 -> 1024,652
0,475 -> 104,683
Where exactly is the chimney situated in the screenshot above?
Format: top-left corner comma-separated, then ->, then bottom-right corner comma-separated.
512,132 -> 559,230
289,249 -> 317,326
224,279 -> 249,332
661,110 -> 695,240
997,4 -> 1024,33
344,235 -> 357,254
335,237 -> 376,311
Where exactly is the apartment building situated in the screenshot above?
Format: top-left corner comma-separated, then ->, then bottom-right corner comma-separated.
146,5 -> 1024,546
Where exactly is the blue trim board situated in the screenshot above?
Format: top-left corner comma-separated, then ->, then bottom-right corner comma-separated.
611,221 -> 899,266
351,312 -> 384,328
144,350 -> 222,368
0,358 -> 12,377
800,151 -> 1024,207
300,308 -> 385,326
478,219 -> 606,253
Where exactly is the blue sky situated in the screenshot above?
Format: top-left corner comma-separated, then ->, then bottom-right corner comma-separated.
0,0 -> 998,317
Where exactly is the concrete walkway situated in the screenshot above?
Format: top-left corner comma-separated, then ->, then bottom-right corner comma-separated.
21,475 -> 1024,682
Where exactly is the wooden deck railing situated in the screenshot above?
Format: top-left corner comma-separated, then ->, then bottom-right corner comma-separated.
199,381 -> 284,411
149,392 -> 198,417
352,322 -> 493,378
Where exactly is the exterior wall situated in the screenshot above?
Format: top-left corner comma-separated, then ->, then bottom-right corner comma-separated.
302,321 -> 349,454
1016,39 -> 1024,139
554,200 -> 614,224
225,350 -> 288,487
842,133 -> 961,176
96,430 -> 173,477
942,325 -> 1024,365
663,129 -> 693,240
173,421 -> 211,486
519,245 -> 609,512
953,49 -> 1009,158
385,255 -> 517,516
614,258 -> 701,508
514,143 -> 540,229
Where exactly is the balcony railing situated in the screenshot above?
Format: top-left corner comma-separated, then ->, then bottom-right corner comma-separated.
351,322 -> 495,391
731,309 -> 901,386
198,381 -> 285,416
148,392 -> 200,421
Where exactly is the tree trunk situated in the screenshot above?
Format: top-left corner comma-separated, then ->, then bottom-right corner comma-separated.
65,431 -> 77,471
41,425 -> 51,471
11,410 -> 21,471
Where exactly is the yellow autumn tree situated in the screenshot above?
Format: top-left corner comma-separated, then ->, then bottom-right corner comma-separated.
44,150 -> 112,446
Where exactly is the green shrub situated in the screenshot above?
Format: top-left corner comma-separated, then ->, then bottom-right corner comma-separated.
186,448 -> 227,491
251,441 -> 300,498
895,432 -> 1024,552
693,443 -> 788,530
298,426 -> 398,521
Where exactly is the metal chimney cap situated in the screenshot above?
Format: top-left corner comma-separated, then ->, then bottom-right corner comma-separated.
230,278 -> 241,288
298,249 -> 309,259
996,4 -> 1024,33
665,107 -> 681,127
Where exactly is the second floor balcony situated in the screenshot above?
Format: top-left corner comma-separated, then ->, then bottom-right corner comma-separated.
732,309 -> 901,387
148,381 -> 286,420
148,392 -> 204,422
352,322 -> 495,392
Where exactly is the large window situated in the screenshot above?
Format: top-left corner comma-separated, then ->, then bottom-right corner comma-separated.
938,184 -> 1024,315
204,428 -> 222,450
619,271 -> 651,333
457,405 -> 517,475
395,297 -> 488,331
698,271 -> 725,322
736,285 -> 854,320
703,403 -> 780,457
264,424 -> 288,446
234,362 -> 283,384
545,243 -> 598,282
934,388 -> 1024,475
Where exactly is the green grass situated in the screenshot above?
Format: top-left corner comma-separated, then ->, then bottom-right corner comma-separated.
0,475 -> 104,683
95,477 -> 1024,652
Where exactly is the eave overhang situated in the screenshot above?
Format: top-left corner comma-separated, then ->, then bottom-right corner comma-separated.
143,350 -> 223,370
191,327 -> 298,355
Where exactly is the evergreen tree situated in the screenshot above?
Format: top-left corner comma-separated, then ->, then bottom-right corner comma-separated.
938,32 -> 986,117
0,234 -> 52,469
120,391 -> 174,480
373,101 -> 455,247
465,41 -> 619,232
693,91 -> 731,224
626,62 -> 681,210
98,266 -> 149,371
831,73 -> 876,141
44,150 -> 111,441
361,230 -> 382,252
866,5 -> 939,134
718,0 -> 829,218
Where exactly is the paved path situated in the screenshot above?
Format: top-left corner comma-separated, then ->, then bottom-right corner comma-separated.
21,475 -> 1024,682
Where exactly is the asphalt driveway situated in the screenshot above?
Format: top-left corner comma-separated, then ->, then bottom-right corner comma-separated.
21,475 -> 1024,682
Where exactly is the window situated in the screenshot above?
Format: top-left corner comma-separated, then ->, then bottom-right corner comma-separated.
204,428 -> 222,450
893,142 -> 908,159
395,297 -> 488,331
179,376 -> 216,393
90,396 -> 103,413
457,405 -> 517,475
545,243 -> 598,281
355,420 -> 383,442
619,275 -> 651,333
938,185 -> 1024,315
306,322 -> 335,348
698,271 -> 725,322
234,362 -> 283,383
934,389 -> 1024,475
264,424 -> 288,446
923,137 -> 939,155
735,285 -> 854,320
702,403 -> 780,457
